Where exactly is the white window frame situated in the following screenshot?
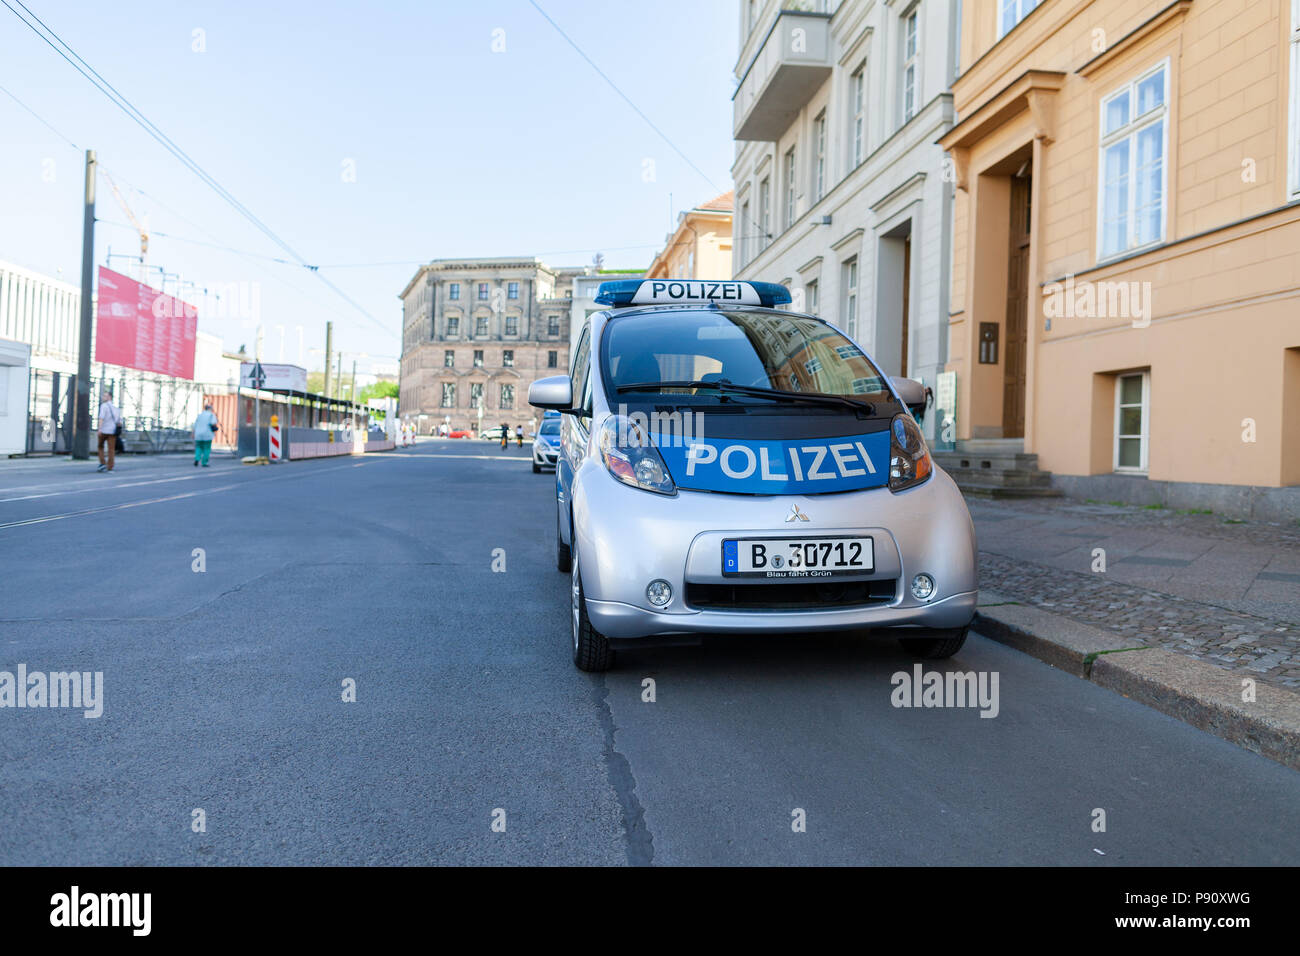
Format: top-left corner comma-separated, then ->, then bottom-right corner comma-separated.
1096,59 -> 1170,262
440,383 -> 455,408
850,65 -> 866,167
1290,0 -> 1300,198
998,0 -> 1039,39
500,384 -> 514,409
842,257 -> 858,335
806,278 -> 819,315
758,177 -> 771,252
448,282 -> 460,301
813,111 -> 827,202
470,382 -> 484,409
901,6 -> 919,124
784,146 -> 797,230
1113,371 -> 1150,473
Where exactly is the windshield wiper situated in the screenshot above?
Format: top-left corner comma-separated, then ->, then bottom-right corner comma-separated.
616,379 -> 874,414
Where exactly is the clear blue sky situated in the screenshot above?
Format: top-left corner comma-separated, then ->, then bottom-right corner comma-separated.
1,0 -> 738,372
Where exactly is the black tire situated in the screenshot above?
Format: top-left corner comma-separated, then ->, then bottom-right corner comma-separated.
571,552 -> 613,672
899,626 -> 969,660
532,461 -> 541,473
556,506 -> 572,572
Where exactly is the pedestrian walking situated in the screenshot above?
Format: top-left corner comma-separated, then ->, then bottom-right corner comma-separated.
193,403 -> 220,468
96,390 -> 122,473
500,421 -> 509,450
515,425 -> 523,447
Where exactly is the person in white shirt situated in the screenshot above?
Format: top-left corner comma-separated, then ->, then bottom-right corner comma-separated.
96,390 -> 122,473
192,403 -> 220,468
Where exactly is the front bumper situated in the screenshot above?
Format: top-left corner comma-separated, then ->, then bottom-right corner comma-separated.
571,462 -> 978,640
587,588 -> 978,639
533,444 -> 559,466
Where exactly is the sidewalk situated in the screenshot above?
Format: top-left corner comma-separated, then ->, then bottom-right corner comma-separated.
969,496 -> 1300,768
970,498 -> 1300,686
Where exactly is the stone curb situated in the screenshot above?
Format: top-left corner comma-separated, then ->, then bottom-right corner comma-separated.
974,600 -> 1300,772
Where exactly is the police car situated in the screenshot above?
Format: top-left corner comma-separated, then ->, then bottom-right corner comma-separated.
529,279 -> 977,672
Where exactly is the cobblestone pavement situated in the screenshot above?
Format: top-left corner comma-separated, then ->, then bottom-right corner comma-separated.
968,498 -> 1300,688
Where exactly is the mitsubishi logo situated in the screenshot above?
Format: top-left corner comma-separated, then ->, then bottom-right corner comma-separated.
785,504 -> 809,522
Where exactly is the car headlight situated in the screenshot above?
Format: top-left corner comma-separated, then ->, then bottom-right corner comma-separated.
889,413 -> 932,493
598,416 -> 676,496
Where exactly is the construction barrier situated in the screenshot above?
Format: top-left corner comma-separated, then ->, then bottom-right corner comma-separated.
269,415 -> 282,462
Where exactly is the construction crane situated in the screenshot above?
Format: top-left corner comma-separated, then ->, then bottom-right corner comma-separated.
103,171 -> 148,280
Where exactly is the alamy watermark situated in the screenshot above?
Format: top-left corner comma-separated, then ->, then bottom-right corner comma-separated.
891,664 -> 999,718
1043,274 -> 1152,328
0,664 -> 103,718
613,404 -> 706,448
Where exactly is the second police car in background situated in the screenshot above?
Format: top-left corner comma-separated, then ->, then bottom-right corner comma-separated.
529,279 -> 977,672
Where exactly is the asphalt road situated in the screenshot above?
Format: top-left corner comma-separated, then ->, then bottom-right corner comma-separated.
0,442 -> 1296,865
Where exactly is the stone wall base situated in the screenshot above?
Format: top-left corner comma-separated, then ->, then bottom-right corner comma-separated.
1051,474 -> 1300,524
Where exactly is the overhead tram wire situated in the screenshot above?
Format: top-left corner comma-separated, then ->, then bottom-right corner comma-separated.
0,78 -> 385,341
526,0 -> 722,194
1,0 -> 395,338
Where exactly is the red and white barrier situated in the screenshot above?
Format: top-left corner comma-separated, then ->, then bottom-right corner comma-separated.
269,422 -> 282,461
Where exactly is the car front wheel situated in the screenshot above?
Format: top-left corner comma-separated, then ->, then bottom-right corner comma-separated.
571,552 -> 612,672
898,627 -> 969,660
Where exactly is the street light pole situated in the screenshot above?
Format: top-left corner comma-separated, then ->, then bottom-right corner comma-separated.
72,149 -> 96,460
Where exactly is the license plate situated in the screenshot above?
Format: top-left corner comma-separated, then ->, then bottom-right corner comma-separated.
722,537 -> 873,577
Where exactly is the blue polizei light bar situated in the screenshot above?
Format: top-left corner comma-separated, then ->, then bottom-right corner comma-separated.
595,279 -> 793,309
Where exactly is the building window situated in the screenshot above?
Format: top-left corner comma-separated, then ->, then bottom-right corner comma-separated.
758,177 -> 771,252
547,350 -> 558,368
446,315 -> 459,337
440,383 -> 455,407
784,146 -> 797,230
1098,61 -> 1169,260
505,315 -> 518,336
842,257 -> 858,335
508,281 -> 519,300
448,282 -> 460,301
806,279 -> 819,315
443,350 -> 455,367
1290,0 -> 1300,197
851,64 -> 865,167
503,349 -> 514,368
740,200 -> 751,265
470,383 -> 484,408
473,349 -> 484,368
477,283 -> 489,300
500,384 -> 515,409
901,8 -> 919,123
998,0 -> 1039,38
475,315 -> 489,337
1114,371 -> 1150,473
813,111 -> 826,202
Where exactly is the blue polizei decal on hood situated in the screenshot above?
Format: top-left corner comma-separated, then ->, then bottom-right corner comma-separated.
654,431 -> 891,494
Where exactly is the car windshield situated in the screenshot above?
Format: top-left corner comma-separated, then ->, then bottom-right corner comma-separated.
601,309 -> 890,406
539,421 -> 560,436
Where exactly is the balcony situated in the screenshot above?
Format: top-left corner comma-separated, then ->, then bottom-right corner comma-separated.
733,11 -> 833,142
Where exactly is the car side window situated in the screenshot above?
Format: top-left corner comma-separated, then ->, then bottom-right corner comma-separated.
571,324 -> 593,433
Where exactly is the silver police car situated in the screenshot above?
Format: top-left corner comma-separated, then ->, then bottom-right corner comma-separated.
529,280 -> 977,672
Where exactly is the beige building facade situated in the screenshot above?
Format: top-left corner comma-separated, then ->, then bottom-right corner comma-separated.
645,191 -> 734,279
940,0 -> 1300,514
398,258 -> 577,434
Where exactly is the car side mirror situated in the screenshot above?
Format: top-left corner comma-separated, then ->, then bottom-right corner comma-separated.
890,376 -> 930,418
529,375 -> 575,413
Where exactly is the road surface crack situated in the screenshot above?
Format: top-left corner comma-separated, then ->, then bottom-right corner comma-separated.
592,675 -> 654,866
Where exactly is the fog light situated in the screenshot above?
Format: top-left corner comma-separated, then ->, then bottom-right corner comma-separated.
646,579 -> 673,607
910,573 -> 935,602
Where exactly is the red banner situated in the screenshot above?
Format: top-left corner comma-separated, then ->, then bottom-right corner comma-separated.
94,266 -> 198,379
